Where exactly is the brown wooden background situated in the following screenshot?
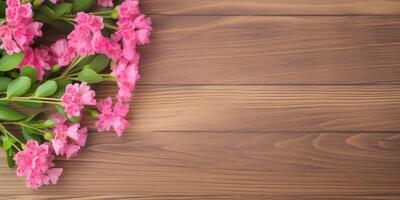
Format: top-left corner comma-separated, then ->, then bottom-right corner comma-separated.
1,0 -> 400,199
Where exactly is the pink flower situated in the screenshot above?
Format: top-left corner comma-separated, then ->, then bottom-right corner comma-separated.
0,0 -> 42,55
61,82 -> 96,118
67,12 -> 107,56
133,14 -> 153,45
118,0 -> 140,20
51,114 -> 88,159
19,46 -> 54,80
51,39 -> 76,67
112,58 -> 140,102
96,97 -> 129,136
6,0 -> 20,7
0,26 -> 20,53
116,1 -> 153,61
98,0 -> 113,7
6,3 -> 32,26
14,140 -> 63,189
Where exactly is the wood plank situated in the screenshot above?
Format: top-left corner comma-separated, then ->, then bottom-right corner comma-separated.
0,131 -> 399,198
141,0 -> 400,15
81,85 -> 400,132
140,16 -> 400,84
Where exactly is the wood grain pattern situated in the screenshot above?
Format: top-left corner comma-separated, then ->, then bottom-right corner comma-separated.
140,16 -> 400,84
141,0 -> 400,15
84,85 -> 400,132
0,131 -> 399,199
1,1 -> 400,199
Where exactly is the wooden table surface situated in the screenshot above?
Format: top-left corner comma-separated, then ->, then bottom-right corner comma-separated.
2,0 -> 400,199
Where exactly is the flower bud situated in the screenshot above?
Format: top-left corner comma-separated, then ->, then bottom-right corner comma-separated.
44,132 -> 53,141
44,119 -> 56,128
111,6 -> 120,19
51,65 -> 60,72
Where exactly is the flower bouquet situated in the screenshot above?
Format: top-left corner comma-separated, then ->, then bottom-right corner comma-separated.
0,0 -> 152,188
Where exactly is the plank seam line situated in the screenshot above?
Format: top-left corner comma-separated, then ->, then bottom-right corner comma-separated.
147,14 -> 400,17
154,130 -> 400,134
137,84 -> 400,86
6,129 -> 400,134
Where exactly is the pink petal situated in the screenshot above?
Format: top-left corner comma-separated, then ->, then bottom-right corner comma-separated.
47,168 -> 63,184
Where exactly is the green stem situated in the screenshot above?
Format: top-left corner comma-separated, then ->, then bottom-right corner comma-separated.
14,122 -> 48,135
104,23 -> 118,31
0,124 -> 23,151
60,56 -> 84,79
12,96 -> 60,102
60,17 -> 75,22
91,10 -> 114,15
63,20 -> 75,26
0,98 -> 61,105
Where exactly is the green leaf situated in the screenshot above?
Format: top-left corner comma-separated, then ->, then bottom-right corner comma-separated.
7,76 -> 31,97
38,5 -> 58,21
46,19 -> 74,33
0,53 -> 25,71
0,77 -> 12,92
16,101 -> 43,109
69,115 -> 80,123
56,79 -> 72,90
72,0 -> 96,12
55,104 -> 66,116
23,112 -> 44,122
0,1 -> 6,18
35,80 -> 57,97
53,3 -> 73,16
0,104 -> 27,121
52,79 -> 72,98
20,66 -> 38,83
77,68 -> 103,84
76,55 -> 95,67
0,99 -> 9,105
1,136 -> 14,151
6,147 -> 16,168
89,54 -> 110,72
21,126 -> 43,143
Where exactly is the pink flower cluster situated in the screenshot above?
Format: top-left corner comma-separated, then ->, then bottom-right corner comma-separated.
61,82 -> 96,118
51,114 -> 88,159
96,97 -> 129,136
111,0 -> 152,102
68,12 -> 105,57
0,0 -> 153,189
18,39 -> 79,80
19,46 -> 53,80
98,0 -> 113,7
14,141 -> 63,189
0,0 -> 42,54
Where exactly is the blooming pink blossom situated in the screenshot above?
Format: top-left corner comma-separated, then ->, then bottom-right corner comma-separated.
116,0 -> 152,61
96,97 -> 129,136
61,82 -> 96,118
6,2 -> 32,26
98,0 -> 113,7
51,39 -> 76,67
112,57 -> 140,102
6,0 -> 20,7
0,0 -> 42,54
19,46 -> 54,80
51,114 -> 88,159
133,14 -> 153,45
14,140 -> 63,189
68,12 -> 107,56
118,0 -> 140,20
